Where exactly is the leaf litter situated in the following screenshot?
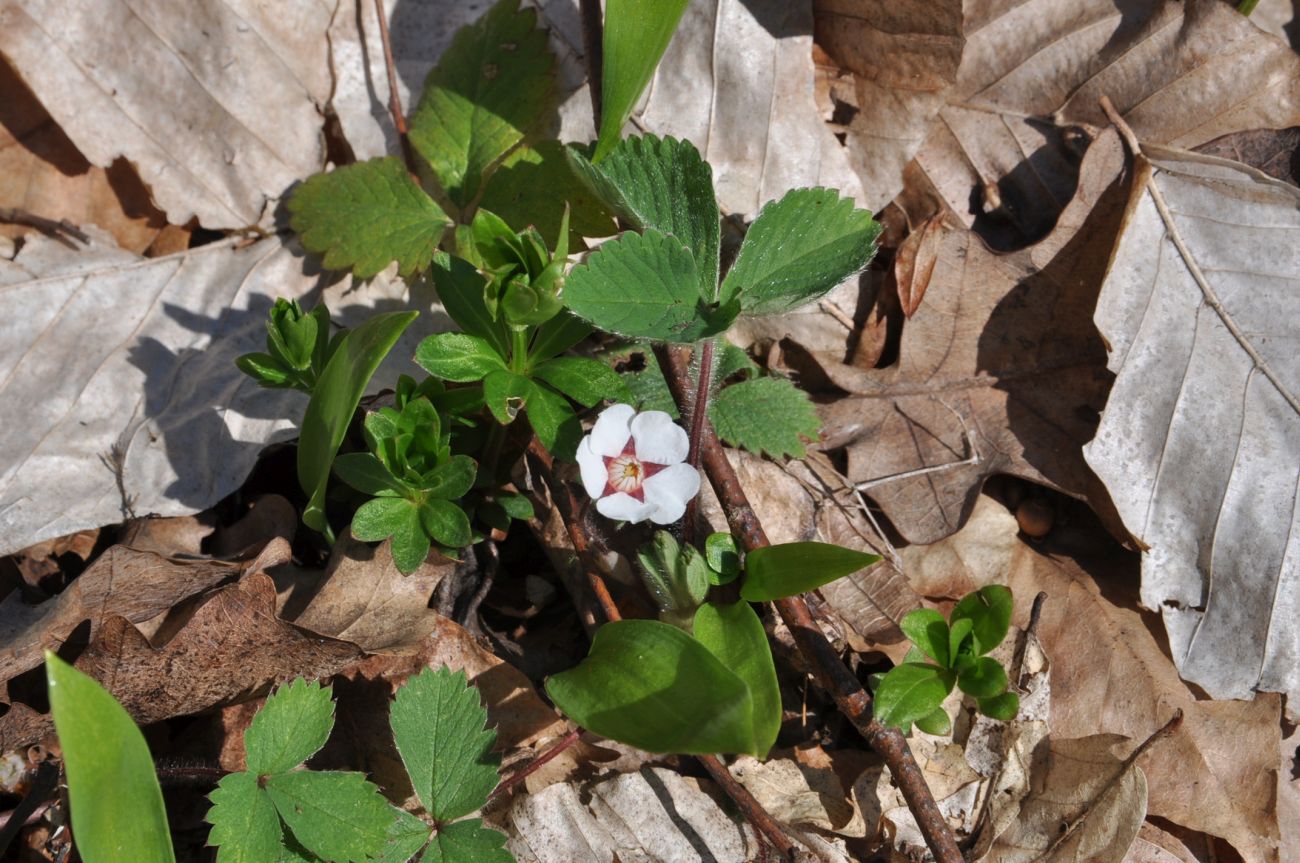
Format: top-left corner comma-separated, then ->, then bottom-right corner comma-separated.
0,0 -> 1295,861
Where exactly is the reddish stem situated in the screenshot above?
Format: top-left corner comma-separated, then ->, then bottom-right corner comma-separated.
489,728 -> 582,802
371,0 -> 418,174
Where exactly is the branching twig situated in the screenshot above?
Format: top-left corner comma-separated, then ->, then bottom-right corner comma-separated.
655,344 -> 965,863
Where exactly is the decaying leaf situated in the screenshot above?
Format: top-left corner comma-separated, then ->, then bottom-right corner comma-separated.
1082,142 -> 1300,708
729,752 -> 862,836
902,496 -> 1281,862
818,130 -> 1129,544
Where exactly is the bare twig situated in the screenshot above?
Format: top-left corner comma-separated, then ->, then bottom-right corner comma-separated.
655,345 -> 965,863
579,0 -> 604,128
0,207 -> 90,246
698,754 -> 798,859
489,728 -> 582,802
371,0 -> 418,173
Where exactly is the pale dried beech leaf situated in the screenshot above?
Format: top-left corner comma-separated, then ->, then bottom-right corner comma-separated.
1082,144 -> 1300,706
729,753 -> 861,836
981,735 -> 1146,863
0,233 -> 447,557
902,497 -> 1281,862
818,130 -> 1128,544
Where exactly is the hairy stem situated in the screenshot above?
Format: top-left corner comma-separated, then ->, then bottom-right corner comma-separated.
654,344 -> 964,863
489,727 -> 583,802
682,339 -> 715,543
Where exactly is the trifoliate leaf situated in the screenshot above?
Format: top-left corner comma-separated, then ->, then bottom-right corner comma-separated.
720,187 -> 880,316
424,819 -> 513,863
409,0 -> 554,209
372,808 -> 432,863
564,229 -> 733,343
391,667 -> 500,821
533,356 -> 631,407
288,157 -> 450,279
709,376 -> 820,458
244,678 -> 335,776
263,771 -> 395,863
477,141 -> 616,247
207,772 -> 284,863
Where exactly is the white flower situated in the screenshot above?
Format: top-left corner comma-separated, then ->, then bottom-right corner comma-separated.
576,404 -> 701,524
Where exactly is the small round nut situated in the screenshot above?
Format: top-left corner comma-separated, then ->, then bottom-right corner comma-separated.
1017,498 -> 1054,538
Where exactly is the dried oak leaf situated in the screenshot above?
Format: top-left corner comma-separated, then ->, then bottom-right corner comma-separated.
818,129 -> 1129,545
0,571 -> 363,751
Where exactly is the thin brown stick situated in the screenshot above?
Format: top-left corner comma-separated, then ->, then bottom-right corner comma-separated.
579,0 -> 604,129
371,0 -> 418,173
489,728 -> 582,802
698,754 -> 798,859
655,345 -> 964,863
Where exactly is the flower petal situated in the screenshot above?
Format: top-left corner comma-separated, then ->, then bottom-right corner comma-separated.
588,403 -> 635,457
641,463 -> 701,524
596,492 -> 657,523
630,410 -> 689,465
576,436 -> 608,499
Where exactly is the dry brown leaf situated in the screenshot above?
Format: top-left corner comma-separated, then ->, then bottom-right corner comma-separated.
893,214 -> 943,318
730,752 -> 862,836
0,571 -> 362,751
1195,127 -> 1300,187
981,735 -> 1147,863
901,496 -> 1281,862
0,541 -> 287,686
119,513 -> 215,557
208,494 -> 297,559
818,130 -> 1128,544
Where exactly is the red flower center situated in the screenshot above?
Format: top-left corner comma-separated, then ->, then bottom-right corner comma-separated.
602,438 -> 668,502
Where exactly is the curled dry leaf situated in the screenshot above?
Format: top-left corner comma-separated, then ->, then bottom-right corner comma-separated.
893,214 -> 943,318
818,130 -> 1128,544
1082,142 -> 1300,708
901,496 -> 1281,862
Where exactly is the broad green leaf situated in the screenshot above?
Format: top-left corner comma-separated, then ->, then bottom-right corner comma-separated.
547,620 -> 757,755
948,617 -> 975,666
951,585 -> 1014,655
693,601 -> 781,758
264,771 -> 394,863
477,141 -> 616,247
978,691 -> 1021,721
496,493 -> 534,520
236,352 -> 294,388
741,542 -> 881,602
333,453 -> 409,497
564,229 -> 732,343
289,157 -> 450,279
594,0 -> 690,162
482,370 -> 581,457
900,609 -> 950,668
528,313 -> 593,363
420,499 -> 472,549
533,357 -> 631,407
424,455 -> 478,500
416,333 -> 509,382
373,808 -> 432,863
352,497 -> 418,542
300,311 -> 418,535
872,662 -> 956,733
424,819 -> 513,863
720,187 -> 881,316
914,706 -> 953,737
430,253 -> 509,358
392,507 -> 434,573
575,135 -> 719,296
957,657 -> 1009,698
245,678 -> 335,776
409,0 -> 554,208
704,533 -> 740,585
391,667 -> 500,821
709,376 -> 821,458
45,653 -> 176,863
208,771 -> 283,863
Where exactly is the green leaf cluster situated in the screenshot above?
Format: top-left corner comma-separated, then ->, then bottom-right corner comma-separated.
564,135 -> 880,344
238,299 -> 339,392
636,530 -> 740,627
207,671 -> 512,863
874,586 -> 1020,735
336,397 -> 477,573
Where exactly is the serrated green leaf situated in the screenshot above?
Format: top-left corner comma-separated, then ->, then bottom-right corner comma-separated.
409,0 -> 554,209
300,311 -> 418,536
900,609 -> 950,668
245,679 -> 335,776
289,158 -> 450,279
872,662 -> 956,733
533,357 -> 631,407
371,807 -> 432,863
425,819 -> 513,863
594,0 -> 690,162
352,498 -> 418,543
709,376 -> 820,458
978,691 -> 1020,721
208,772 -> 283,863
741,542 -> 880,602
45,653 -> 176,863
564,229 -> 733,343
957,657 -> 1009,698
416,333 -> 509,382
391,667 -> 500,821
951,585 -> 1014,655
482,370 -> 580,457
430,253 -> 510,358
334,453 -> 409,497
264,771 -> 395,863
715,343 -> 759,381
692,601 -> 780,759
914,706 -> 953,737
720,187 -> 880,316
421,499 -> 472,549
575,135 -> 719,297
547,620 -> 757,755
477,141 -> 616,247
